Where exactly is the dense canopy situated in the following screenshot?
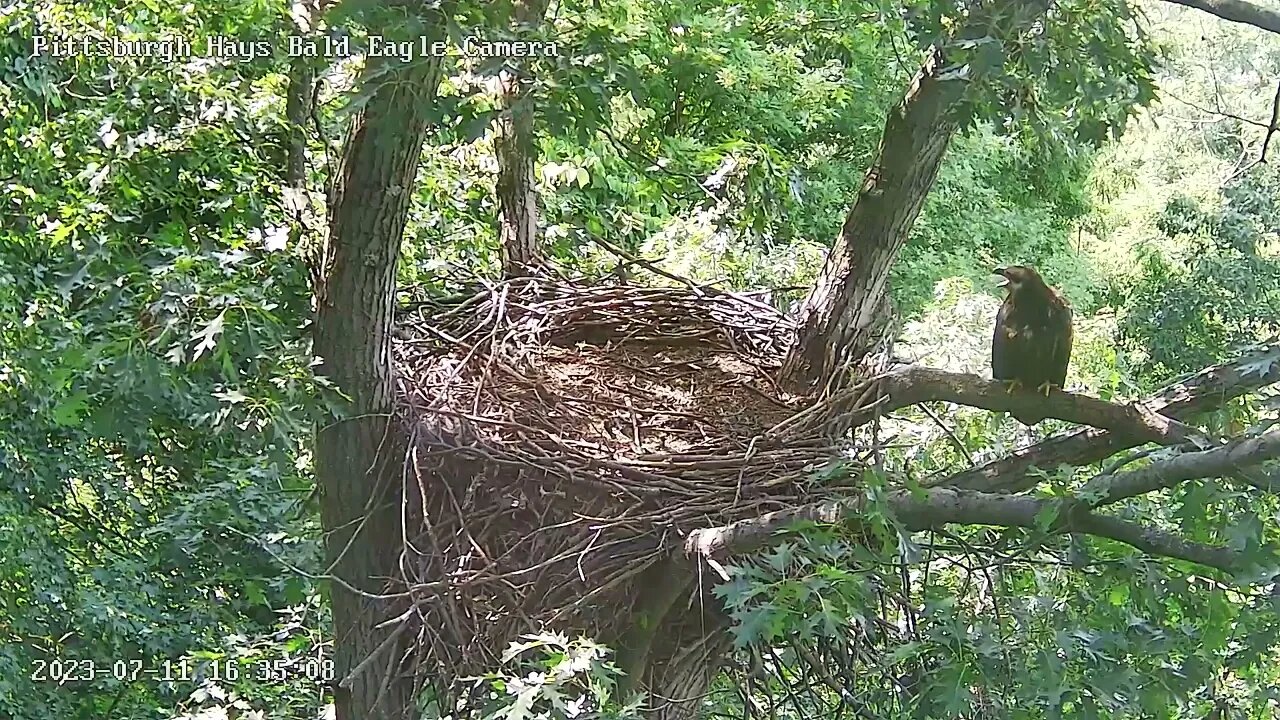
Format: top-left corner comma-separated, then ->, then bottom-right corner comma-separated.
2,1 -> 1280,719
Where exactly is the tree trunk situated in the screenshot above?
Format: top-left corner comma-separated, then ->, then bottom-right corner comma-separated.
615,563 -> 732,720
314,44 -> 444,720
645,617 -> 732,720
495,0 -> 549,277
285,55 -> 314,188
778,1 -> 1051,394
777,47 -> 960,393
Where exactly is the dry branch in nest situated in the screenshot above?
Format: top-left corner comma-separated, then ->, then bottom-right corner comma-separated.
390,277 -> 866,699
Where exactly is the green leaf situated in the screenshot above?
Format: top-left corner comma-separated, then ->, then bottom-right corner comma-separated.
50,391 -> 89,427
460,110 -> 496,143
192,310 -> 227,361
1034,502 -> 1061,531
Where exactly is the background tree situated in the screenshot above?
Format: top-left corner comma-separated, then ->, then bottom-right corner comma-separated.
2,0 -> 1280,719
494,0 -> 551,276
0,1 -> 328,717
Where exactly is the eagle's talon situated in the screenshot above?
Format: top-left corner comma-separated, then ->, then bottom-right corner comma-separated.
1036,381 -> 1054,397
1004,379 -> 1023,394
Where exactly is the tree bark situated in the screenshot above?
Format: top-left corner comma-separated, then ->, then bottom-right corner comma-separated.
314,40 -> 445,720
776,46 -> 960,393
778,2 -> 1052,394
686,486 -> 1250,573
615,563 -> 733,720
772,365 -> 1206,445
1161,0 -> 1280,34
644,614 -> 732,720
495,0 -> 549,277
286,59 -> 314,188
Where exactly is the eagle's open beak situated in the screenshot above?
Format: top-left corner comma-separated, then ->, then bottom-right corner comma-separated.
993,266 -> 1010,287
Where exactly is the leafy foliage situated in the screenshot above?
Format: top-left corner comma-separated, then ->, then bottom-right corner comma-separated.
0,1 -> 327,717
1117,174 -> 1280,384
446,633 -> 643,720
1,0 -> 1279,718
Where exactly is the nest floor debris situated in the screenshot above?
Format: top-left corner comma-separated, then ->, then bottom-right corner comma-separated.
389,277 -> 864,696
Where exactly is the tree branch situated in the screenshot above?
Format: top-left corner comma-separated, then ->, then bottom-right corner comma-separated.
1162,0 -> 1280,34
1081,429 -> 1280,507
1235,463 -> 1280,492
773,365 -> 1204,445
685,487 -> 1250,574
1223,80 -> 1280,183
932,345 -> 1280,494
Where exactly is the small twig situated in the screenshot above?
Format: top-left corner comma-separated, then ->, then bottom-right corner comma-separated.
590,236 -> 706,295
917,401 -> 974,465
1220,80 -> 1280,183
340,620 -> 407,690
1098,445 -> 1163,475
1163,88 -> 1273,129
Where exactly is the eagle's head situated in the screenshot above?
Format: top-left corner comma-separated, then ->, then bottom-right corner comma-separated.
993,265 -> 1047,295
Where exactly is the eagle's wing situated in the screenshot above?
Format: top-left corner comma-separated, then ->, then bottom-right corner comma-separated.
991,298 -> 1017,380
1046,304 -> 1073,387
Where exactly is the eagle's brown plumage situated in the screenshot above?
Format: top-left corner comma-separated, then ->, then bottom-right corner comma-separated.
991,265 -> 1074,425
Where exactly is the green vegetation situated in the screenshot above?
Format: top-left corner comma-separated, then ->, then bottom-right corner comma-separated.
1,0 -> 1279,718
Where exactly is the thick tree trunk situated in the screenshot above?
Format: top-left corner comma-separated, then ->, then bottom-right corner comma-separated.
777,47 -> 959,394
496,71 -> 541,276
645,617 -> 732,720
779,1 -> 1051,394
314,45 -> 444,720
495,0 -> 549,277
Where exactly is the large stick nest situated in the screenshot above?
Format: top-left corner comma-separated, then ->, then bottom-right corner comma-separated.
392,277 -> 863,696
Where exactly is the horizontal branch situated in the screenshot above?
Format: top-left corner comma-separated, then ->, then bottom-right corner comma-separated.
685,487 -> 1249,574
774,365 -> 1203,444
1082,429 -> 1280,507
1236,463 -> 1280,492
1162,0 -> 1280,34
934,345 -> 1280,494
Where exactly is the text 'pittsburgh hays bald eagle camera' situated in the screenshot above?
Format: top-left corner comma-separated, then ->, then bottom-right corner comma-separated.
991,265 -> 1074,426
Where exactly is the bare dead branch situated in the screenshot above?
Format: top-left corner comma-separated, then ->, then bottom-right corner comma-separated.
1162,0 -> 1280,34
1223,81 -> 1280,182
1260,80 -> 1280,161
1081,429 -> 1280,506
933,345 -> 1280,494
1163,89 -> 1275,130
918,401 -> 974,464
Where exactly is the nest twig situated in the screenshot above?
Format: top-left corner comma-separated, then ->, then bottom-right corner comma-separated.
385,276 -> 866,705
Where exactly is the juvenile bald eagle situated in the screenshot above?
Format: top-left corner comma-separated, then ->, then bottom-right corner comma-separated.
991,265 -> 1073,425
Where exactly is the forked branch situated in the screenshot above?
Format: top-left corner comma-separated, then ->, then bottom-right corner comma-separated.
695,351 -> 1280,576
685,481 -> 1262,574
934,345 -> 1280,494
